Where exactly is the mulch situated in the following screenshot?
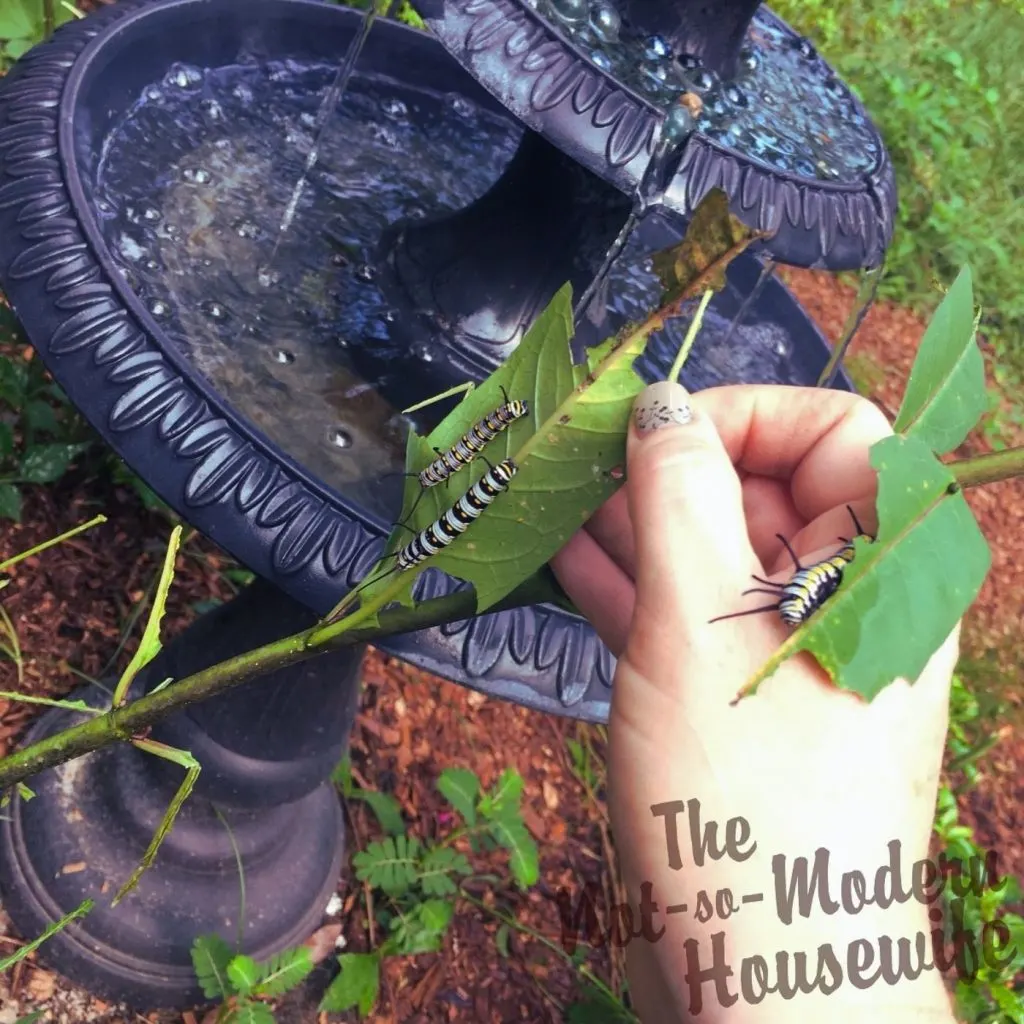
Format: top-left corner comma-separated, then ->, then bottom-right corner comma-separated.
1,267 -> 1023,1022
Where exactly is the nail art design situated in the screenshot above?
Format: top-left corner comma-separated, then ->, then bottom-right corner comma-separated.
633,382 -> 693,435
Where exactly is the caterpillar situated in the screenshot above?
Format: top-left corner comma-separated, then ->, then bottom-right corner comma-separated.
418,387 -> 528,489
709,506 -> 872,627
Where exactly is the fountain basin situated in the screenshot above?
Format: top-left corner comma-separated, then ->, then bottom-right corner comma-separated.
0,0 -> 852,724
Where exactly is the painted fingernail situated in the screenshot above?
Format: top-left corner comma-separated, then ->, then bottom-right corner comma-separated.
632,381 -> 692,436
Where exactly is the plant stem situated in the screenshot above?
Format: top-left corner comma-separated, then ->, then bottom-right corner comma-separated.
0,515 -> 106,574
666,288 -> 714,385
42,0 -> 56,38
0,574 -> 552,792
950,446 -> 1024,490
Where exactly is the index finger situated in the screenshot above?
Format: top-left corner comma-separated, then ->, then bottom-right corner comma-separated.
694,385 -> 893,525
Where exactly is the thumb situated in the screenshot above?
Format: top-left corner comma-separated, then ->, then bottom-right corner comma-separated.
625,381 -> 764,653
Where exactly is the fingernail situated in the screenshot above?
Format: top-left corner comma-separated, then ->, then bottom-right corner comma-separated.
632,381 -> 692,437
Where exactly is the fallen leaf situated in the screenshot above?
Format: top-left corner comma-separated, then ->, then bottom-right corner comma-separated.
304,923 -> 343,964
59,861 -> 87,875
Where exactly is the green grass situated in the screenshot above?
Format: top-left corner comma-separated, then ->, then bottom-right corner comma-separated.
771,0 -> 1024,373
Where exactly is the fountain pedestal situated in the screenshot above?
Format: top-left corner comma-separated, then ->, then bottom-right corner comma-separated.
0,580 -> 362,1009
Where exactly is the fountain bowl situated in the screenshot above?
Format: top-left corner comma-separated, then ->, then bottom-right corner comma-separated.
0,0 -> 853,724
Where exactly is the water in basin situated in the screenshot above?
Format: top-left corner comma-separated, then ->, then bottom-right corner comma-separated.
94,58 -> 806,525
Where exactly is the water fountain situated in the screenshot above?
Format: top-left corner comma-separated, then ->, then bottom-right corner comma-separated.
0,0 -> 893,1008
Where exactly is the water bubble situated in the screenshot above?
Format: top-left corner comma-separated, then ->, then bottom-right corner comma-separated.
643,35 -> 672,62
760,90 -> 777,106
140,206 -> 162,224
200,98 -> 223,119
328,427 -> 354,448
590,50 -> 613,72
446,94 -> 474,117
143,258 -> 160,272
382,309 -> 399,324
299,112 -> 318,128
149,299 -> 170,319
202,300 -> 228,321
354,263 -> 376,283
232,83 -> 254,104
273,349 -> 295,364
588,4 -> 620,43
676,53 -> 703,70
689,70 -> 714,93
550,0 -> 588,23
660,105 -> 695,146
182,167 -> 212,184
640,61 -> 670,89
235,220 -> 261,239
330,252 -> 349,267
739,47 -> 759,73
117,234 -> 145,263
381,97 -> 408,120
724,84 -> 748,108
406,205 -> 427,219
143,85 -> 163,102
257,266 -> 282,287
815,159 -> 840,180
165,64 -> 203,90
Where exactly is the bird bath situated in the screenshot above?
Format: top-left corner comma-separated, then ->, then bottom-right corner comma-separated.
0,0 -> 890,1008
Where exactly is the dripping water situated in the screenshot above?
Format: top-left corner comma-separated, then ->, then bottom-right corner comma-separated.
572,121 -> 688,328
265,0 -> 396,269
816,261 -> 885,388
719,258 -> 776,349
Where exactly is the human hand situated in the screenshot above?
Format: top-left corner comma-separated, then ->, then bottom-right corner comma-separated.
551,383 -> 959,1023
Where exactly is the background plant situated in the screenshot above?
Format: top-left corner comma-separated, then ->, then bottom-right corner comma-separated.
772,0 -> 1024,376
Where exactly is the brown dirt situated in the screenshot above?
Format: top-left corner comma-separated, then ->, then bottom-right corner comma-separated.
0,269 -> 1022,1022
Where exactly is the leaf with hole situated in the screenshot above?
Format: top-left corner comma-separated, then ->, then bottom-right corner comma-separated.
190,934 -> 234,999
332,188 -> 761,625
735,434 -> 991,703
319,952 -> 380,1016
893,265 -> 986,454
437,766 -> 479,825
353,835 -> 422,897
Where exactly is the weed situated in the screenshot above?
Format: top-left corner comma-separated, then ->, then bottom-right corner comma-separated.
0,308 -> 95,522
772,0 -> 1024,370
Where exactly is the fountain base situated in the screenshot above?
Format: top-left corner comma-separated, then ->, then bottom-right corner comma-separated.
0,582 -> 361,1010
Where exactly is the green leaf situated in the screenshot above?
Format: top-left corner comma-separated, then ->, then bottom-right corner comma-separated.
226,954 -> 260,996
436,767 -> 479,825
0,482 -> 21,523
488,816 -> 539,889
352,835 -> 422,897
19,442 -> 89,484
190,933 -> 235,999
0,355 -> 27,406
319,952 -> 380,1016
735,434 -> 991,703
252,945 -> 314,997
14,1012 -> 44,1024
221,999 -> 276,1024
892,266 -> 987,454
479,769 -> 524,820
25,400 -> 60,437
0,0 -> 42,38
113,525 -> 182,705
0,421 -> 14,457
419,846 -> 471,896
350,789 -> 406,837
3,37 -> 33,60
494,923 -> 510,959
